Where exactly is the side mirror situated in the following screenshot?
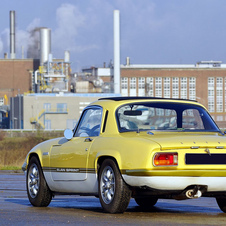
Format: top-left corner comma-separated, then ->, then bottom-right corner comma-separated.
64,129 -> 73,140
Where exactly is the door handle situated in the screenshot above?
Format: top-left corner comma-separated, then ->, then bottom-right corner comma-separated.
84,138 -> 93,142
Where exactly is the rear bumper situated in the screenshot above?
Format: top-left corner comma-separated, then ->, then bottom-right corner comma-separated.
122,173 -> 226,192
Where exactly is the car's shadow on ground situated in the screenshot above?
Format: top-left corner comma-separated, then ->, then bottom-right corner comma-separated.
5,197 -> 222,215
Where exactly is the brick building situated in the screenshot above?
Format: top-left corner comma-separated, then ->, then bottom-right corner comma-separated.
120,61 -> 226,128
5,59 -> 226,129
0,59 -> 39,100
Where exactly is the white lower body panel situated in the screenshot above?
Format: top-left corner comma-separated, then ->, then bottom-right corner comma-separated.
44,172 -> 98,194
122,175 -> 226,192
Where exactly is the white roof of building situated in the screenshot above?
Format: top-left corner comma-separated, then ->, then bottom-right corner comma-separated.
121,61 -> 226,69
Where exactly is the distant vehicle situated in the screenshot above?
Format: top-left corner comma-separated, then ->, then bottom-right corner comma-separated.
22,97 -> 226,213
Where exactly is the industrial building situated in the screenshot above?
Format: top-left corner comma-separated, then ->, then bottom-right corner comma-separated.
0,11 -> 72,128
9,59 -> 226,130
0,11 -> 71,98
2,10 -> 226,130
80,59 -> 226,129
10,93 -> 119,130
120,61 -> 226,128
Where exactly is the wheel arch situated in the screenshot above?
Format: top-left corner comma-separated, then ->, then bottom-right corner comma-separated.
96,154 -> 121,177
28,153 -> 41,164
26,150 -> 44,171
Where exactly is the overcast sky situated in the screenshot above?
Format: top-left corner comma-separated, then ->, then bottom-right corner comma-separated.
0,0 -> 226,71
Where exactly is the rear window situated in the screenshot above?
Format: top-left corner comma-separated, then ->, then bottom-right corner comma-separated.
116,102 -> 219,132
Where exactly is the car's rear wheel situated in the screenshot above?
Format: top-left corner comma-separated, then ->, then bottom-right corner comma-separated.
216,197 -> 226,212
135,197 -> 158,208
26,156 -> 52,207
98,159 -> 131,213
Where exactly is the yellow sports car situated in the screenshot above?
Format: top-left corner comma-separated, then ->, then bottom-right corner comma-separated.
22,97 -> 226,213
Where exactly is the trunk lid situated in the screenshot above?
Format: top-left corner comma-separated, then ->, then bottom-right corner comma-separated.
139,131 -> 226,150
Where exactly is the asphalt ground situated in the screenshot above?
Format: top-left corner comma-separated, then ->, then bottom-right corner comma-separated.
1,171 -> 226,225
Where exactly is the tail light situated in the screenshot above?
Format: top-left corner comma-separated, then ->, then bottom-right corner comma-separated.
154,153 -> 178,166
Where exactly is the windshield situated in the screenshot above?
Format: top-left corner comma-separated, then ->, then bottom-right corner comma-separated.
116,102 -> 220,132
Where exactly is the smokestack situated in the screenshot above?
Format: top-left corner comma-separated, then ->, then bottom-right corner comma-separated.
21,46 -> 24,59
114,10 -> 120,94
64,50 -> 70,62
10,11 -> 16,59
40,28 -> 51,66
126,57 -> 130,66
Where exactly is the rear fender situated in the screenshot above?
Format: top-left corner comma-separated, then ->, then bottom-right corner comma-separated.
95,150 -> 122,173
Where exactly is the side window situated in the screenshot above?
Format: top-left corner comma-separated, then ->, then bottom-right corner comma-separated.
75,108 -> 102,137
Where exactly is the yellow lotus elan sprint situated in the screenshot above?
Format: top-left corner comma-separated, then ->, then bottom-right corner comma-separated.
22,97 -> 226,213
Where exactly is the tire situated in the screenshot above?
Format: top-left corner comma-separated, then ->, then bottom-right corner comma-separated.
216,197 -> 226,213
26,156 -> 52,207
135,197 -> 158,209
98,159 -> 131,213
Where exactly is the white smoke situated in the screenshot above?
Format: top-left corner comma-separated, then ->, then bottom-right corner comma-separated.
18,18 -> 41,58
26,19 -> 41,59
52,3 -> 85,52
0,4 -> 100,61
0,28 -> 9,56
52,3 -> 98,56
0,18 -> 40,58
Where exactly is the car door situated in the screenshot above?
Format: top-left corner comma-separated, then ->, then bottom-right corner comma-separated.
50,106 -> 102,181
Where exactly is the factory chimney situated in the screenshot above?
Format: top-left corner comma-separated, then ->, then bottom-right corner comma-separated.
40,28 -> 51,66
114,10 -> 120,94
10,11 -> 16,59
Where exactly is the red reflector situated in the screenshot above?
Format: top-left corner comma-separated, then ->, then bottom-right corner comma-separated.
154,153 -> 178,166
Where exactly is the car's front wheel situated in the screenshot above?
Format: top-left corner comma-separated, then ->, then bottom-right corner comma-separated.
26,156 -> 52,207
216,197 -> 226,212
98,159 -> 131,213
135,197 -> 158,209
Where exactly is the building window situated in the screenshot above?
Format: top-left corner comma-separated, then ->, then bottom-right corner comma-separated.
44,119 -> 51,129
216,77 -> 223,112
217,115 -> 223,121
189,77 -> 196,100
155,77 -> 162,97
138,77 -> 145,96
43,103 -> 51,112
147,77 -> 154,97
0,97 -> 4,106
164,77 -> 170,98
208,77 -> 215,112
172,77 -> 179,99
121,77 -> 128,96
129,77 -> 137,96
57,103 -> 67,112
180,77 -> 187,99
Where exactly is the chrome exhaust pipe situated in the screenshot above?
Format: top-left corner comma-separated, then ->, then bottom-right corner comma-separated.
185,189 -> 202,199
173,185 -> 207,200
